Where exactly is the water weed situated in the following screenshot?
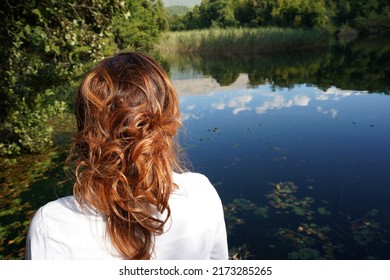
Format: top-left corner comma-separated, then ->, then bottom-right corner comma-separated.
157,27 -> 329,54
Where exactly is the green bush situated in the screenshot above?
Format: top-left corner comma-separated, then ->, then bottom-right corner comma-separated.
1,90 -> 67,155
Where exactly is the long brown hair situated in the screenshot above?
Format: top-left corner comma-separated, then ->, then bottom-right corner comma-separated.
69,52 -> 182,259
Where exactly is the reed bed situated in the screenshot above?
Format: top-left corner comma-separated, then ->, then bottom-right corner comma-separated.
156,27 -> 330,54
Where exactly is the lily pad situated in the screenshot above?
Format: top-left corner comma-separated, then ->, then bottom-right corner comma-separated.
318,207 -> 330,215
254,206 -> 269,218
293,207 -> 306,216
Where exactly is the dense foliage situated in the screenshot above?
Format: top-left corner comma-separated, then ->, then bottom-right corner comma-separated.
166,5 -> 192,31
0,0 -> 168,156
170,0 -> 390,34
113,0 -> 169,50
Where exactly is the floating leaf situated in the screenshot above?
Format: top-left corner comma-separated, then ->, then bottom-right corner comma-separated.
229,244 -> 252,260
318,207 -> 330,215
293,207 -> 306,216
254,206 -> 269,218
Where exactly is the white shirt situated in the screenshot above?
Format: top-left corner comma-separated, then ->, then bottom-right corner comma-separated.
26,172 -> 228,260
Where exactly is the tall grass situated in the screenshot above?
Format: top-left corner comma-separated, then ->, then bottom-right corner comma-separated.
156,27 -> 330,54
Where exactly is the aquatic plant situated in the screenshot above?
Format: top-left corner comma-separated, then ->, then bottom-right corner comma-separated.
223,198 -> 256,235
267,182 -> 387,259
254,206 -> 270,219
266,181 -> 315,219
350,217 -> 382,246
223,179 -> 388,259
317,207 -> 331,215
229,243 -> 252,260
223,198 -> 269,235
157,27 -> 329,54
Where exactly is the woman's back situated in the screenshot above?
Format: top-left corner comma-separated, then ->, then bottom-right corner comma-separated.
26,172 -> 228,259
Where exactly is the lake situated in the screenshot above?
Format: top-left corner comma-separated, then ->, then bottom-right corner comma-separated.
168,38 -> 390,259
0,37 -> 389,259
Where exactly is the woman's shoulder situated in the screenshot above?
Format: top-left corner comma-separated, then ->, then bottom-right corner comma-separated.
27,196 -> 82,252
38,196 -> 80,216
27,196 -> 112,259
32,195 -> 99,226
173,171 -> 213,190
173,171 -> 210,184
173,172 -> 222,202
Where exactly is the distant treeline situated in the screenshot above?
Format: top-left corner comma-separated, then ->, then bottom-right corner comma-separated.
168,0 -> 390,35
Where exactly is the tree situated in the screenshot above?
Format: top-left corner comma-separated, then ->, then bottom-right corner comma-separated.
205,0 -> 239,28
183,0 -> 239,29
183,5 -> 204,29
271,0 -> 332,30
232,0 -> 275,27
0,0 -> 124,155
153,0 -> 169,31
112,0 -> 169,50
332,0 -> 390,33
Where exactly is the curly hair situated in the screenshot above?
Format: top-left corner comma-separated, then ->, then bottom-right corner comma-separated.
69,52 -> 183,259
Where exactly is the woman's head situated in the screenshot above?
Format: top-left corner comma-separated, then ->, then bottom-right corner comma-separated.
71,52 -> 182,259
75,52 -> 180,136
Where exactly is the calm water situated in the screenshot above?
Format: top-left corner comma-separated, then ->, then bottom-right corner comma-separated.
1,38 -> 389,260
169,39 -> 390,259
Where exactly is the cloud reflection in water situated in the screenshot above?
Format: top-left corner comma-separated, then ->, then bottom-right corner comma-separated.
175,74 -> 361,120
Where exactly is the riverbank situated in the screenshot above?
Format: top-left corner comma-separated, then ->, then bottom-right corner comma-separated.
156,27 -> 330,54
0,113 -> 75,259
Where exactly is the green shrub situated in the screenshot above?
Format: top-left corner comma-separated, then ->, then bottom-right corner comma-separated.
1,90 -> 66,155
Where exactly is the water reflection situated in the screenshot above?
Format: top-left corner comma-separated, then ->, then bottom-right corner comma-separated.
167,39 -> 390,259
166,37 -> 390,93
176,78 -> 366,120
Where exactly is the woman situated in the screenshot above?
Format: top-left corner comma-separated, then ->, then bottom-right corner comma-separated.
26,52 -> 228,260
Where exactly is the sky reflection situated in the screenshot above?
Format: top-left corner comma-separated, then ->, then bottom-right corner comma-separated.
174,74 -> 364,120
